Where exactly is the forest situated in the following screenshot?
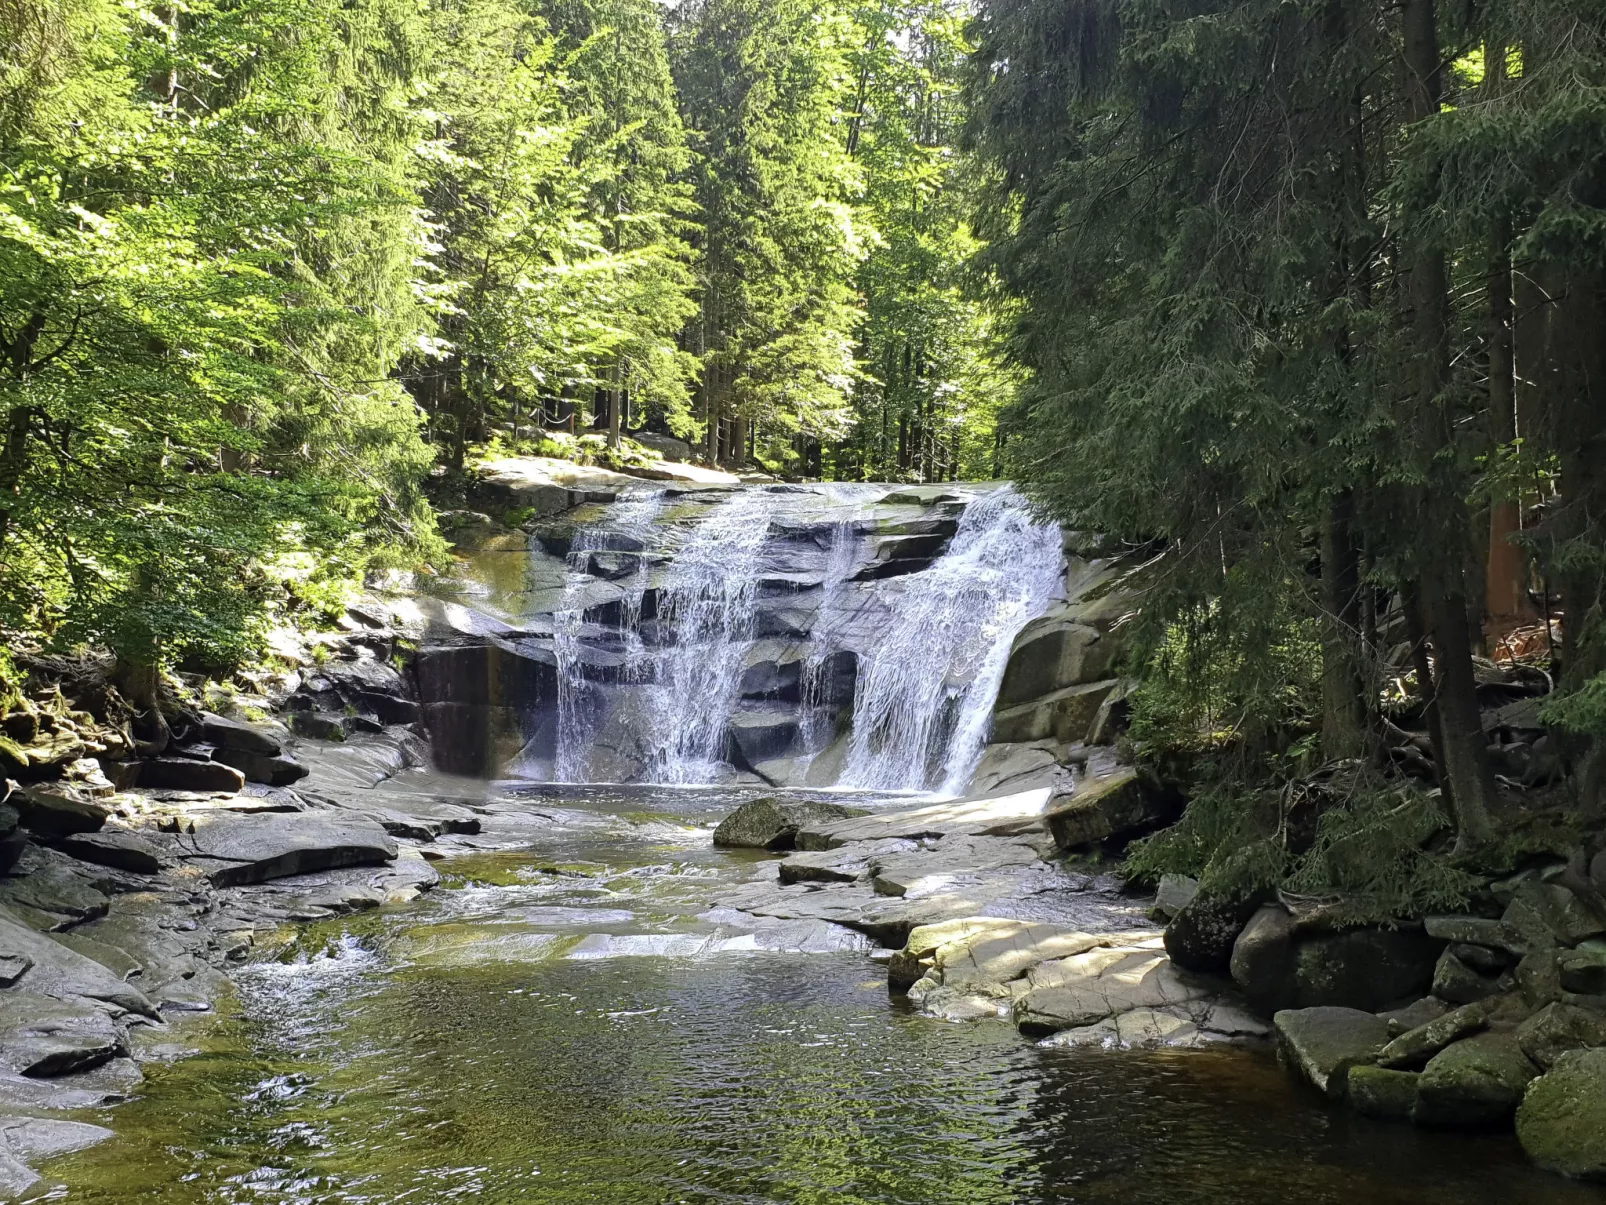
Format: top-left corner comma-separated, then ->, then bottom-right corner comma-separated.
2,0 -> 1605,855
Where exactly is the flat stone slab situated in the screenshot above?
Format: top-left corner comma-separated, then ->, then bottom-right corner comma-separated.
1273,1006 -> 1389,1099
0,906 -> 156,1016
796,787 -> 1052,850
0,992 -> 123,1077
890,916 -> 1150,993
176,812 -> 398,886
1014,943 -> 1213,1035
1039,1002 -> 1270,1050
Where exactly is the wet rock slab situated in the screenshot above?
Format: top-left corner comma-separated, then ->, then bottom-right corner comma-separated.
173,812 -> 398,887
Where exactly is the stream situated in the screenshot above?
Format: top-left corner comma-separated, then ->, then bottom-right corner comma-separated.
40,783 -> 1599,1204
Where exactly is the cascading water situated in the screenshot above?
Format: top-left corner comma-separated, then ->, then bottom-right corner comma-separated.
798,519 -> 857,750
839,488 -> 1063,793
552,490 -> 665,781
638,490 -> 775,784
528,481 -> 1061,793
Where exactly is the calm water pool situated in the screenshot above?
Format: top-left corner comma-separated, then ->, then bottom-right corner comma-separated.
38,789 -> 1602,1205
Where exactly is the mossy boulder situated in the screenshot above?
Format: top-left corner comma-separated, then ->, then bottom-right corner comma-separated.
1413,1032 -> 1538,1128
1517,1047 -> 1606,1180
1348,1065 -> 1420,1119
711,798 -> 868,851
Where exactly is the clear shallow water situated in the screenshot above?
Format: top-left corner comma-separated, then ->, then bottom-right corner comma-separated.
41,787 -> 1602,1205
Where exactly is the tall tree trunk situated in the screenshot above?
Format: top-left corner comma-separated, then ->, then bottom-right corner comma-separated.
1402,0 -> 1498,849
730,412 -> 749,469
1485,220 -> 1527,643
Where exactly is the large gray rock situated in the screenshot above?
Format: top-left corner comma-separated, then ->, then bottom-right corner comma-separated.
1150,874 -> 1199,923
54,828 -> 164,875
995,608 -> 1120,709
1230,904 -> 1297,1013
1433,948 -> 1504,1005
991,680 -> 1120,745
0,906 -> 156,1016
179,812 -> 398,886
197,711 -> 283,756
11,785 -> 109,836
1413,1032 -> 1538,1127
212,746 -> 309,787
1166,880 -> 1263,974
1503,882 -> 1605,949
1292,926 -> 1444,1012
795,788 -> 1051,850
1517,1047 -> 1606,1180
1273,1006 -> 1388,1099
1424,914 -> 1533,955
1045,768 -> 1167,850
1377,1002 -> 1489,1069
711,798 -> 868,851
0,992 -> 123,1077
1014,941 -> 1210,1036
136,757 -> 246,793
727,709 -> 802,766
1517,1002 -> 1606,1071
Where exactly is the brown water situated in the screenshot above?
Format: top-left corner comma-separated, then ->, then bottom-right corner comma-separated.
39,787 -> 1601,1204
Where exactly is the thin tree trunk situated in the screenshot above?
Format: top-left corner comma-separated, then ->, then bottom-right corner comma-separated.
1320,493 -> 1367,760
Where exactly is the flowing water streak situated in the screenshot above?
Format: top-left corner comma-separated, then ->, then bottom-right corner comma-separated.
840,488 -> 1063,792
799,518 -> 858,750
552,490 -> 665,781
641,490 -> 776,783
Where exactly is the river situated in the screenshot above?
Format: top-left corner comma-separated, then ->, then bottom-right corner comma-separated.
42,783 -> 1596,1204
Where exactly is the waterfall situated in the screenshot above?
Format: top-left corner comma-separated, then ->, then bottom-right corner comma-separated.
552,489 -> 665,781
638,489 -> 775,784
839,488 -> 1063,793
527,482 -> 1061,792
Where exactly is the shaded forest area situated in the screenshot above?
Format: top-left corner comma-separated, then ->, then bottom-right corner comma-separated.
3,0 -> 1606,885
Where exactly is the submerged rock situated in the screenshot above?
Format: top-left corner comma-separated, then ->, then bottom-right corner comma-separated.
711,798 -> 868,851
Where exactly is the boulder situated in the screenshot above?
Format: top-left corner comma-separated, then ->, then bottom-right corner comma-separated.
1559,948 -> 1606,995
1377,1002 -> 1489,1069
180,812 -> 398,887
1517,1002 -> 1606,1071
711,798 -> 869,851
211,746 -> 309,787
1150,873 -> 1199,923
53,829 -> 164,875
289,712 -> 349,743
1045,768 -> 1167,850
1516,1048 -> 1606,1180
10,785 -> 109,836
0,908 -> 154,1016
1166,881 -> 1264,975
1424,914 -> 1533,956
1433,949 -> 1504,1005
0,993 -> 123,1078
995,609 -> 1120,709
137,757 -> 246,793
1348,1065 -> 1421,1119
197,712 -> 282,756
1413,1032 -> 1538,1127
991,680 -> 1121,745
1230,905 -> 1297,1013
1502,882 -> 1605,949
1381,996 -> 1449,1034
353,691 -> 420,725
1292,927 -> 1444,1013
727,709 -> 802,766
889,917 -> 1116,995
1273,1006 -> 1389,1099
